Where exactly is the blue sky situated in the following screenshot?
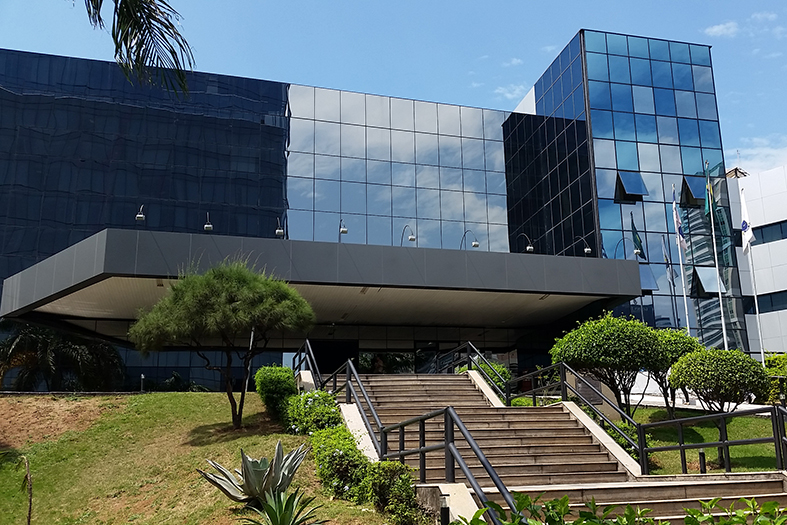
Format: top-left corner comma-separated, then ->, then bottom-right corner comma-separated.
2,0 -> 786,175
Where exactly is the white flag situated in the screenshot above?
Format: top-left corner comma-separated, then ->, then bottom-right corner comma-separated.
741,187 -> 755,254
672,186 -> 687,252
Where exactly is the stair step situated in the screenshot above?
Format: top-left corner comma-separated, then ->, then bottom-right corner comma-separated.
405,452 -> 613,467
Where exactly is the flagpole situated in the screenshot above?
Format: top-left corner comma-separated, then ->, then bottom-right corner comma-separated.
741,187 -> 765,362
672,184 -> 692,336
662,234 -> 680,328
706,161 -> 729,350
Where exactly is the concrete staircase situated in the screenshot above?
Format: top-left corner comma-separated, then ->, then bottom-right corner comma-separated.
353,373 -> 787,521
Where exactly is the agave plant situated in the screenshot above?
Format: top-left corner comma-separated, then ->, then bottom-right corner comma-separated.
197,440 -> 309,507
238,489 -> 326,525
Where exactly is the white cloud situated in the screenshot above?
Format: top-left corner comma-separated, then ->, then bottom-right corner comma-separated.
773,26 -> 787,39
502,58 -> 523,67
704,21 -> 740,37
470,82 -> 484,89
764,51 -> 784,59
540,45 -> 558,53
729,134 -> 787,175
494,84 -> 528,100
751,12 -> 777,22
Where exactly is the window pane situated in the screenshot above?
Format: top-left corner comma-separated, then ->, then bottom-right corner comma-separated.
586,53 -> 609,81
696,93 -> 718,120
635,114 -> 658,143
678,119 -> 700,146
614,112 -> 636,141
675,91 -> 697,118
657,117 -> 679,144
629,58 -> 652,86
591,110 -> 614,139
699,120 -> 721,148
654,88 -> 676,116
672,63 -> 694,91
608,55 -> 630,83
616,141 -> 639,170
588,81 -> 612,110
611,83 -> 634,112
693,65 -> 714,93
632,86 -> 655,114
651,61 -> 673,88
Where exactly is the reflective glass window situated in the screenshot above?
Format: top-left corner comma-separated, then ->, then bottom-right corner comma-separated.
683,176 -> 706,202
313,211 -> 340,242
588,81 -> 612,110
415,133 -> 439,165
366,127 -> 391,161
415,101 -> 438,133
341,182 -> 366,214
340,91 -> 365,125
660,145 -> 683,173
483,110 -> 506,141
287,210 -> 313,241
390,98 -> 414,130
367,184 -> 392,216
611,83 -> 634,112
486,172 -> 506,195
598,199 -> 622,229
629,58 -> 652,86
367,215 -> 392,246
672,63 -> 694,91
488,195 -> 508,224
651,61 -> 673,88
614,112 -> 636,141
315,154 -> 340,180
340,124 -> 365,158
694,266 -> 726,294
657,116 -> 679,144
586,53 -> 609,81
674,91 -> 697,118
463,170 -> 485,193
438,104 -> 461,136
640,265 -> 660,291
485,142 -> 505,171
642,172 -> 664,201
416,219 -> 441,248
460,106 -> 484,138
596,169 -> 617,199
594,139 -> 617,168
341,157 -> 365,182
591,110 -> 614,139
314,121 -> 340,155
670,42 -> 691,63
439,135 -> 462,168
464,192 -> 487,223
289,118 -> 315,153
417,188 -> 440,219
618,170 -> 648,196
416,166 -> 439,191
287,177 -> 313,210
392,162 -> 415,187
678,119 -> 700,147
692,66 -> 714,93
635,114 -> 658,143
703,148 -> 723,171
699,120 -> 721,148
571,88 -> 585,119
392,186 -> 416,216
461,138 -> 485,170
696,93 -> 718,120
314,88 -> 340,122
628,36 -> 649,58
288,85 -> 314,119
440,167 -> 463,190
690,45 -> 711,66
632,86 -> 655,114
440,191 -> 464,221
366,94 -> 390,128
681,147 -> 703,175
608,56 -> 630,83
607,33 -> 628,55
288,152 -> 314,178
390,130 -> 415,163
638,143 -> 661,172
616,142 -> 639,170
314,180 -> 340,212
584,31 -> 607,53
654,88 -> 676,116
367,160 -> 391,185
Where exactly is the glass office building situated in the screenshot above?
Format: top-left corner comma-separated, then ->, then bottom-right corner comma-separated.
504,30 -> 746,351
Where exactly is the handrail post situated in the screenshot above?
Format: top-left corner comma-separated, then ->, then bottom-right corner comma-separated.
445,410 -> 455,483
677,422 -> 687,474
772,406 -> 784,470
419,419 -> 426,483
637,423 -> 648,475
381,429 -> 388,458
346,362 -> 351,404
559,363 -> 568,401
505,381 -> 511,406
399,426 -> 406,464
720,415 -> 731,472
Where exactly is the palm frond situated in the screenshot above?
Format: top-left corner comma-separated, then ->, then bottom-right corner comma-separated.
111,0 -> 194,95
84,0 -> 105,27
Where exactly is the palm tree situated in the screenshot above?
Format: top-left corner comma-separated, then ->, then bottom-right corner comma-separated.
0,321 -> 125,391
83,0 -> 194,94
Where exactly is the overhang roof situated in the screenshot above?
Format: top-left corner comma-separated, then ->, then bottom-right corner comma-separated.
1,229 -> 641,341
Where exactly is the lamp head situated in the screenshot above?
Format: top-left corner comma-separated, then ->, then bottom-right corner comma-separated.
408,234 -> 416,242
584,246 -> 592,255
634,248 -> 641,256
135,205 -> 145,221
526,244 -> 534,253
275,227 -> 285,237
203,212 -> 213,231
471,240 -> 480,248
339,226 -> 348,235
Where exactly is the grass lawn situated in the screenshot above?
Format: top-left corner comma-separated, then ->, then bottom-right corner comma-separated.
633,406 -> 781,475
0,393 -> 388,525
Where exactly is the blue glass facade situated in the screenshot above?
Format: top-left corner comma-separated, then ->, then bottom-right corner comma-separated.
504,30 -> 746,351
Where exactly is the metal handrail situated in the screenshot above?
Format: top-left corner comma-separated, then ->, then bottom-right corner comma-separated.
291,339 -> 323,387
436,341 -> 506,399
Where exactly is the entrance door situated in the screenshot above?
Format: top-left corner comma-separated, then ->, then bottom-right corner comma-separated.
310,340 -> 360,378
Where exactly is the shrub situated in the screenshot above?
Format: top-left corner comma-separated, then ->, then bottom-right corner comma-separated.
310,426 -> 370,502
360,461 -> 429,525
286,390 -> 343,435
255,366 -> 297,418
764,353 -> 787,404
670,348 -> 770,413
456,360 -> 511,392
647,329 -> 704,418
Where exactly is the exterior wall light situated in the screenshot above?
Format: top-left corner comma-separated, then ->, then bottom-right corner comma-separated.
275,218 -> 285,237
516,232 -> 535,253
135,205 -> 146,221
460,229 -> 480,250
203,212 -> 213,231
400,224 -> 416,246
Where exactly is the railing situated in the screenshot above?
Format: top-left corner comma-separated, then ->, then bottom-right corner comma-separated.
435,341 -> 506,399
507,362 -> 787,475
291,339 -> 323,388
321,358 -> 515,525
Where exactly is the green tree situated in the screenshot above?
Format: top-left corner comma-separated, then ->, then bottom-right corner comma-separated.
83,0 -> 194,94
669,347 -> 769,414
0,321 -> 124,391
128,261 -> 315,429
646,329 -> 704,419
550,313 -> 657,417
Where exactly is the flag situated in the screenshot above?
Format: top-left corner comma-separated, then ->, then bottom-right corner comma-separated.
672,186 -> 688,252
630,212 -> 647,260
661,235 -> 678,285
741,187 -> 756,254
704,162 -> 714,217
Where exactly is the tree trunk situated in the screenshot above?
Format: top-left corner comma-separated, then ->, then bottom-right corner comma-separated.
223,349 -> 241,429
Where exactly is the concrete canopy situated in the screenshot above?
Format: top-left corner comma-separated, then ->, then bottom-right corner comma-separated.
1,229 -> 641,343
